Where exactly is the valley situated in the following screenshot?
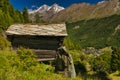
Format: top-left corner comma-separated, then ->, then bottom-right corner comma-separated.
0,0 -> 120,80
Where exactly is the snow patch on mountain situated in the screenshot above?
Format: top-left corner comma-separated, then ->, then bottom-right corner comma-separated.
28,4 -> 64,14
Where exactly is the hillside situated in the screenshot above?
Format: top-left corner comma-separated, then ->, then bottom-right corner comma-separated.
50,0 -> 120,23
66,14 -> 120,48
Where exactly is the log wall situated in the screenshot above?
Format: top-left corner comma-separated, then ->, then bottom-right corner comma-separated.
7,35 -> 64,61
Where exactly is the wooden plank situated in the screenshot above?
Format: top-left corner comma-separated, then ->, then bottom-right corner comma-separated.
32,50 -> 56,60
8,36 -> 62,50
37,58 -> 55,61
7,35 -> 64,61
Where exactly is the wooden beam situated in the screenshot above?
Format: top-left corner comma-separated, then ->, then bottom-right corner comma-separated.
37,58 -> 55,61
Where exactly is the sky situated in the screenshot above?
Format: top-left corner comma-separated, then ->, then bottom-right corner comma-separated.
10,0 -> 104,11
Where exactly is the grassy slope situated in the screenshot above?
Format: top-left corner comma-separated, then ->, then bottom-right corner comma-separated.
109,71 -> 120,80
66,14 -> 120,48
0,49 -> 81,80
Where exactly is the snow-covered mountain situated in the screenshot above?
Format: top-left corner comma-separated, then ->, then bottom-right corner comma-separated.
29,4 -> 64,14
48,4 -> 65,13
28,4 -> 64,22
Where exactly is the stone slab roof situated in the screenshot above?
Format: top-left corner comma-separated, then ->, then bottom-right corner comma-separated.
6,24 -> 67,36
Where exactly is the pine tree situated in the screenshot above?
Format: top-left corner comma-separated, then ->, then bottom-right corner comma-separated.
0,0 -> 15,29
0,0 -> 25,30
22,7 -> 29,23
8,5 -> 15,18
14,10 -> 24,23
4,12 -> 13,29
0,10 -> 4,29
35,13 -> 41,23
110,47 -> 120,72
17,10 -> 24,23
0,0 -> 4,9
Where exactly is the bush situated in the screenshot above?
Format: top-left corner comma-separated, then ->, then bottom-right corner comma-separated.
90,53 -> 111,74
0,36 -> 11,50
0,48 -> 76,80
95,71 -> 111,80
17,47 -> 38,71
63,37 -> 82,50
74,61 -> 87,76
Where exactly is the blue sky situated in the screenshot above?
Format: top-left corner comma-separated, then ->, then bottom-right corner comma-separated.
10,0 -> 104,11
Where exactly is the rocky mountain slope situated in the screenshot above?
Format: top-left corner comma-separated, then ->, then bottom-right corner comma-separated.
28,4 -> 64,22
29,0 -> 120,23
50,0 -> 120,23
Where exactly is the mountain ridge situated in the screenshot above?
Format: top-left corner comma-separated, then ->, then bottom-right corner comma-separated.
29,4 -> 64,14
50,0 -> 120,23
28,0 -> 120,23
28,4 -> 64,22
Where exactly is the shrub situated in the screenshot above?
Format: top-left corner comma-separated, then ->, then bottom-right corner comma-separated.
90,53 -> 111,74
74,61 -> 87,76
17,47 -> 38,71
0,36 -> 11,50
63,37 -> 82,50
0,49 -> 70,80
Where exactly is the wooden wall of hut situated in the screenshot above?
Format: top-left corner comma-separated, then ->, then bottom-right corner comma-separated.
7,35 -> 64,50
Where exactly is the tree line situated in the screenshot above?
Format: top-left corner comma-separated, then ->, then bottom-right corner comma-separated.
0,0 -> 43,30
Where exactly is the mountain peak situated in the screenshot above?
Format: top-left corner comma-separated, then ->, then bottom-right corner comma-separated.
52,3 -> 59,6
42,4 -> 49,7
28,4 -> 65,22
29,4 -> 64,14
35,4 -> 50,13
49,4 -> 64,13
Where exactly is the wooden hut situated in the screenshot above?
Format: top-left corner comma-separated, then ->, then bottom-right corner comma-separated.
6,23 -> 76,78
6,23 -> 67,61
